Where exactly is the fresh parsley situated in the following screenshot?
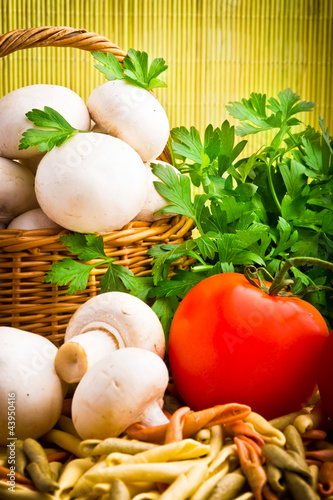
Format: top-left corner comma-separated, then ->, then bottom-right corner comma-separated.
92,48 -> 168,90
44,88 -> 333,334
44,233 -> 150,296
19,106 -> 85,152
148,90 -> 333,327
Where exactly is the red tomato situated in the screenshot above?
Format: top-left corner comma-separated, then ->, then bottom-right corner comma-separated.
317,331 -> 333,419
168,273 -> 329,420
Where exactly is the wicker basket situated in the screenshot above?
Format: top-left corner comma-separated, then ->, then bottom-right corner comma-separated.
0,27 -> 195,344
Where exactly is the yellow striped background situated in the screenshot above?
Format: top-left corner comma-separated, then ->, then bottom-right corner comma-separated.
1,0 -> 332,154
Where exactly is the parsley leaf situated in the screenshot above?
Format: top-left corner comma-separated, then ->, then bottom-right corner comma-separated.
151,162 -> 197,221
91,51 -> 124,81
170,121 -> 247,190
92,49 -> 168,91
267,89 -> 315,120
60,233 -> 107,262
19,107 -> 80,152
151,296 -> 179,348
226,89 -> 315,137
43,233 -> 155,296
45,259 -> 96,295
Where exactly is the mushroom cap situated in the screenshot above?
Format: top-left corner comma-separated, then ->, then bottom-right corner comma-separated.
65,291 -> 165,358
87,80 -> 170,162
35,132 -> 147,233
0,84 -> 91,159
133,160 -> 178,222
0,327 -> 67,445
0,157 -> 39,225
7,208 -> 62,230
71,347 -> 169,439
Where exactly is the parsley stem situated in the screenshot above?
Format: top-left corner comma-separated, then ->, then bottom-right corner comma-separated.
168,137 -> 176,168
267,159 -> 282,214
191,264 -> 214,272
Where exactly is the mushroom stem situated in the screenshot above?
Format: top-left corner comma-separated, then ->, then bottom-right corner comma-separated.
139,401 -> 170,428
55,329 -> 120,383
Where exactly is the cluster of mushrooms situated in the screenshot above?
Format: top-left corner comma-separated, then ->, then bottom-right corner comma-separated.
0,78 -> 175,232
0,59 -> 177,448
0,291 -> 170,445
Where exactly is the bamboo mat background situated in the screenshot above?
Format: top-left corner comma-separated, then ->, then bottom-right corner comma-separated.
0,0 -> 332,155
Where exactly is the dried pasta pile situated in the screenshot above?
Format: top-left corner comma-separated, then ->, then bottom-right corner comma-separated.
0,393 -> 332,500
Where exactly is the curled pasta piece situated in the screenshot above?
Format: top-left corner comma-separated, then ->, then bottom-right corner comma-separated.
126,403 -> 251,443
235,437 -> 267,500
244,412 -> 286,446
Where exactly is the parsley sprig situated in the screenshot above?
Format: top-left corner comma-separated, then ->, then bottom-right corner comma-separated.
19,107 -> 85,152
225,89 -> 315,137
44,233 -> 155,301
92,49 -> 168,90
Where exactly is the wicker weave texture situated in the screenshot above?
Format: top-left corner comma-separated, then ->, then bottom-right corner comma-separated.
0,27 -> 193,341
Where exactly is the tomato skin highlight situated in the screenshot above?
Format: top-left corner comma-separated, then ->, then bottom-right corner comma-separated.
168,273 -> 329,420
317,332 -> 333,419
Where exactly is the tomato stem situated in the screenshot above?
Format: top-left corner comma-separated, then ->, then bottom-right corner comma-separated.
269,257 -> 333,296
244,265 -> 272,292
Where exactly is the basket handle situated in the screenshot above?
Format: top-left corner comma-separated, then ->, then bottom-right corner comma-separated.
0,26 -> 127,58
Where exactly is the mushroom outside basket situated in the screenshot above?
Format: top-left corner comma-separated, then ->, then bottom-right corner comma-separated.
0,27 -> 194,345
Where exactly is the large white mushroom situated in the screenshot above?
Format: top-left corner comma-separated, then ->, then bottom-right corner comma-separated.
54,291 -> 165,384
34,132 -> 147,233
87,80 -> 170,162
133,160 -> 178,222
7,208 -> 62,230
71,347 -> 170,440
0,327 -> 67,445
0,157 -> 39,226
0,84 -> 91,159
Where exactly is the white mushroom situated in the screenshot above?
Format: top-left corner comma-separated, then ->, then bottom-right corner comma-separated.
34,132 -> 147,233
87,80 -> 170,162
71,347 -> 170,440
0,157 -> 39,226
7,208 -> 62,230
0,327 -> 67,445
55,291 -> 165,384
133,160 -> 178,222
0,84 -> 91,159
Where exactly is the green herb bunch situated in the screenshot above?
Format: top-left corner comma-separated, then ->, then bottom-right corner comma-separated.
43,89 -> 333,335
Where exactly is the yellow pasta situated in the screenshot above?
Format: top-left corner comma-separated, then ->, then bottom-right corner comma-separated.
190,465 -> 229,500
132,493 -> 161,500
206,426 -> 224,462
79,437 -> 157,457
159,461 -> 209,500
244,412 -> 286,446
54,457 -> 95,500
208,443 -> 239,475
108,439 -> 210,466
42,430 -> 85,458
72,460 -> 208,498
